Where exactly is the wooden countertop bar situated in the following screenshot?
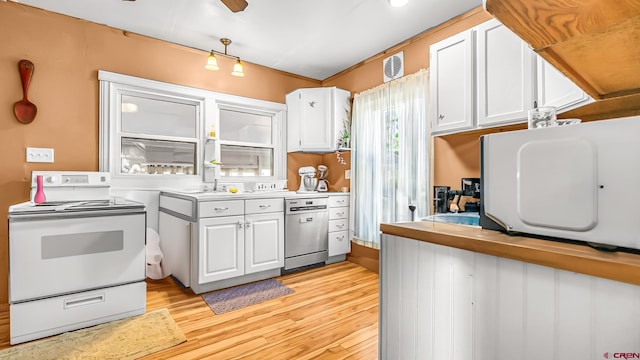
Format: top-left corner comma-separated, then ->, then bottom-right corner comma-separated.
380,221 -> 640,286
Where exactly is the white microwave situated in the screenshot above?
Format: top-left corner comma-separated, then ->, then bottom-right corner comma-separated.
480,115 -> 640,251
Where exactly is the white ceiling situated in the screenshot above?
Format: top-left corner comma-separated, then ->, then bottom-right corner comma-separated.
15,0 -> 482,80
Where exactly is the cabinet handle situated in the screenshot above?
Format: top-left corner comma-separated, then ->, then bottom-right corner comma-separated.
215,207 -> 229,211
337,235 -> 345,241
336,212 -> 345,216
438,114 -> 445,120
245,221 -> 251,228
336,224 -> 345,228
336,200 -> 345,204
238,221 -> 244,228
259,204 -> 271,209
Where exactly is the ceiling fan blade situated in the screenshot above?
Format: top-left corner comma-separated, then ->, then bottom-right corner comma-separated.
220,0 -> 248,12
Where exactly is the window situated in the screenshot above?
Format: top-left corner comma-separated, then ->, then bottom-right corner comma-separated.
98,70 -> 286,188
119,93 -> 201,176
215,104 -> 285,180
351,69 -> 430,245
100,70 -> 287,188
99,71 -> 206,189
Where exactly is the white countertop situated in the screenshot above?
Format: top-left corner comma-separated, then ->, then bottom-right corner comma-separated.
160,189 -> 350,201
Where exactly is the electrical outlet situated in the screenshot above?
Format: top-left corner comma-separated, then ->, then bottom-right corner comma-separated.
345,169 -> 351,179
26,147 -> 54,163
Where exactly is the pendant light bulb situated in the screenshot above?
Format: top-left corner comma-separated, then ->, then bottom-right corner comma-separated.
389,0 -> 408,7
231,59 -> 245,77
205,51 -> 220,71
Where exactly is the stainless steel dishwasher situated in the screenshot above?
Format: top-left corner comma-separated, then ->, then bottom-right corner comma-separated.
284,197 -> 329,271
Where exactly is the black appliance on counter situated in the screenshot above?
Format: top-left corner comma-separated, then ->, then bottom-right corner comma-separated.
433,186 -> 450,213
433,178 -> 480,213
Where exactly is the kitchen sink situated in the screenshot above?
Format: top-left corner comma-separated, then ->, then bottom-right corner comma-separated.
421,212 -> 480,227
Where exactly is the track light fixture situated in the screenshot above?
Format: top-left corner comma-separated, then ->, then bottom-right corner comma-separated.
204,38 -> 245,77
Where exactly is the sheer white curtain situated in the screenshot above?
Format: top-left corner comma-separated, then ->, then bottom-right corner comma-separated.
351,69 -> 429,245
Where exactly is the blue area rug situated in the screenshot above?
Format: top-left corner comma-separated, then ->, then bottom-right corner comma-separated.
202,279 -> 294,315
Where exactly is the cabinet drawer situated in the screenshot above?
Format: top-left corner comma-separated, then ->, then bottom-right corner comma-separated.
329,195 -> 349,208
329,207 -> 348,220
245,198 -> 284,214
10,282 -> 146,345
328,230 -> 350,257
329,219 -> 348,232
329,230 -> 348,243
199,200 -> 244,218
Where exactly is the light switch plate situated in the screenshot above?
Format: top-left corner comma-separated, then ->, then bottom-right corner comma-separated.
26,147 -> 54,163
345,169 -> 351,179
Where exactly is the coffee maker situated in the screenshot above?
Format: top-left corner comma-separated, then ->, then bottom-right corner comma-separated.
297,166 -> 318,193
316,165 -> 329,192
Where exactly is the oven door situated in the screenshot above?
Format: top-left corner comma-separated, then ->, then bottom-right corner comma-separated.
9,210 -> 146,303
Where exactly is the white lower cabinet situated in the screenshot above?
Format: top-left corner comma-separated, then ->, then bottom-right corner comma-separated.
159,193 -> 284,294
244,211 -> 284,274
199,215 -> 245,284
327,194 -> 350,260
380,234 -> 640,360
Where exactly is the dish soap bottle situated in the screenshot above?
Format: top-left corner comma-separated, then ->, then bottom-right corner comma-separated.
209,123 -> 216,138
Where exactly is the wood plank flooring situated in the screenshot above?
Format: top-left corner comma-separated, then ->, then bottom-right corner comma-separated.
0,261 -> 379,359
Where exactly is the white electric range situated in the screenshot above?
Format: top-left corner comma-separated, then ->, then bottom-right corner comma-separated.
8,171 -> 147,344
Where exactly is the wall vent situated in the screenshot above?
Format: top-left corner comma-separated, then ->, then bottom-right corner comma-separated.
383,51 -> 404,83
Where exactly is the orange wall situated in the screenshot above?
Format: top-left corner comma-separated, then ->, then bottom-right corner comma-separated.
287,151 -> 351,193
0,2 -> 320,304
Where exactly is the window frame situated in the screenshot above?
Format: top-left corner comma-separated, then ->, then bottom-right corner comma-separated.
99,70 -> 286,189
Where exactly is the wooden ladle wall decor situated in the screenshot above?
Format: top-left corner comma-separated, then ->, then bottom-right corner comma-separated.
13,59 -> 38,124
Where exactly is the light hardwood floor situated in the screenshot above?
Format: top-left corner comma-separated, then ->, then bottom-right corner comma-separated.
0,261 -> 378,359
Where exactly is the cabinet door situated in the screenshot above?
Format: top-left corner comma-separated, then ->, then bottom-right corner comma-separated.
198,215 -> 244,284
477,19 -> 534,127
287,88 -> 334,152
430,30 -> 475,134
536,57 -> 594,113
244,212 -> 284,274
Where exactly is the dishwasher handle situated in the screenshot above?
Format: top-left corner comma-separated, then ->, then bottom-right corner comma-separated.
299,216 -> 314,223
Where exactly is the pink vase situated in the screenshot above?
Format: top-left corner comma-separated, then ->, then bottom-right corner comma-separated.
34,175 -> 46,204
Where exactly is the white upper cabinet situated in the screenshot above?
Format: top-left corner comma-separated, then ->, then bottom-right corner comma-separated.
536,56 -> 594,112
476,19 -> 535,127
287,87 -> 351,153
429,18 -> 593,136
430,30 -> 475,134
